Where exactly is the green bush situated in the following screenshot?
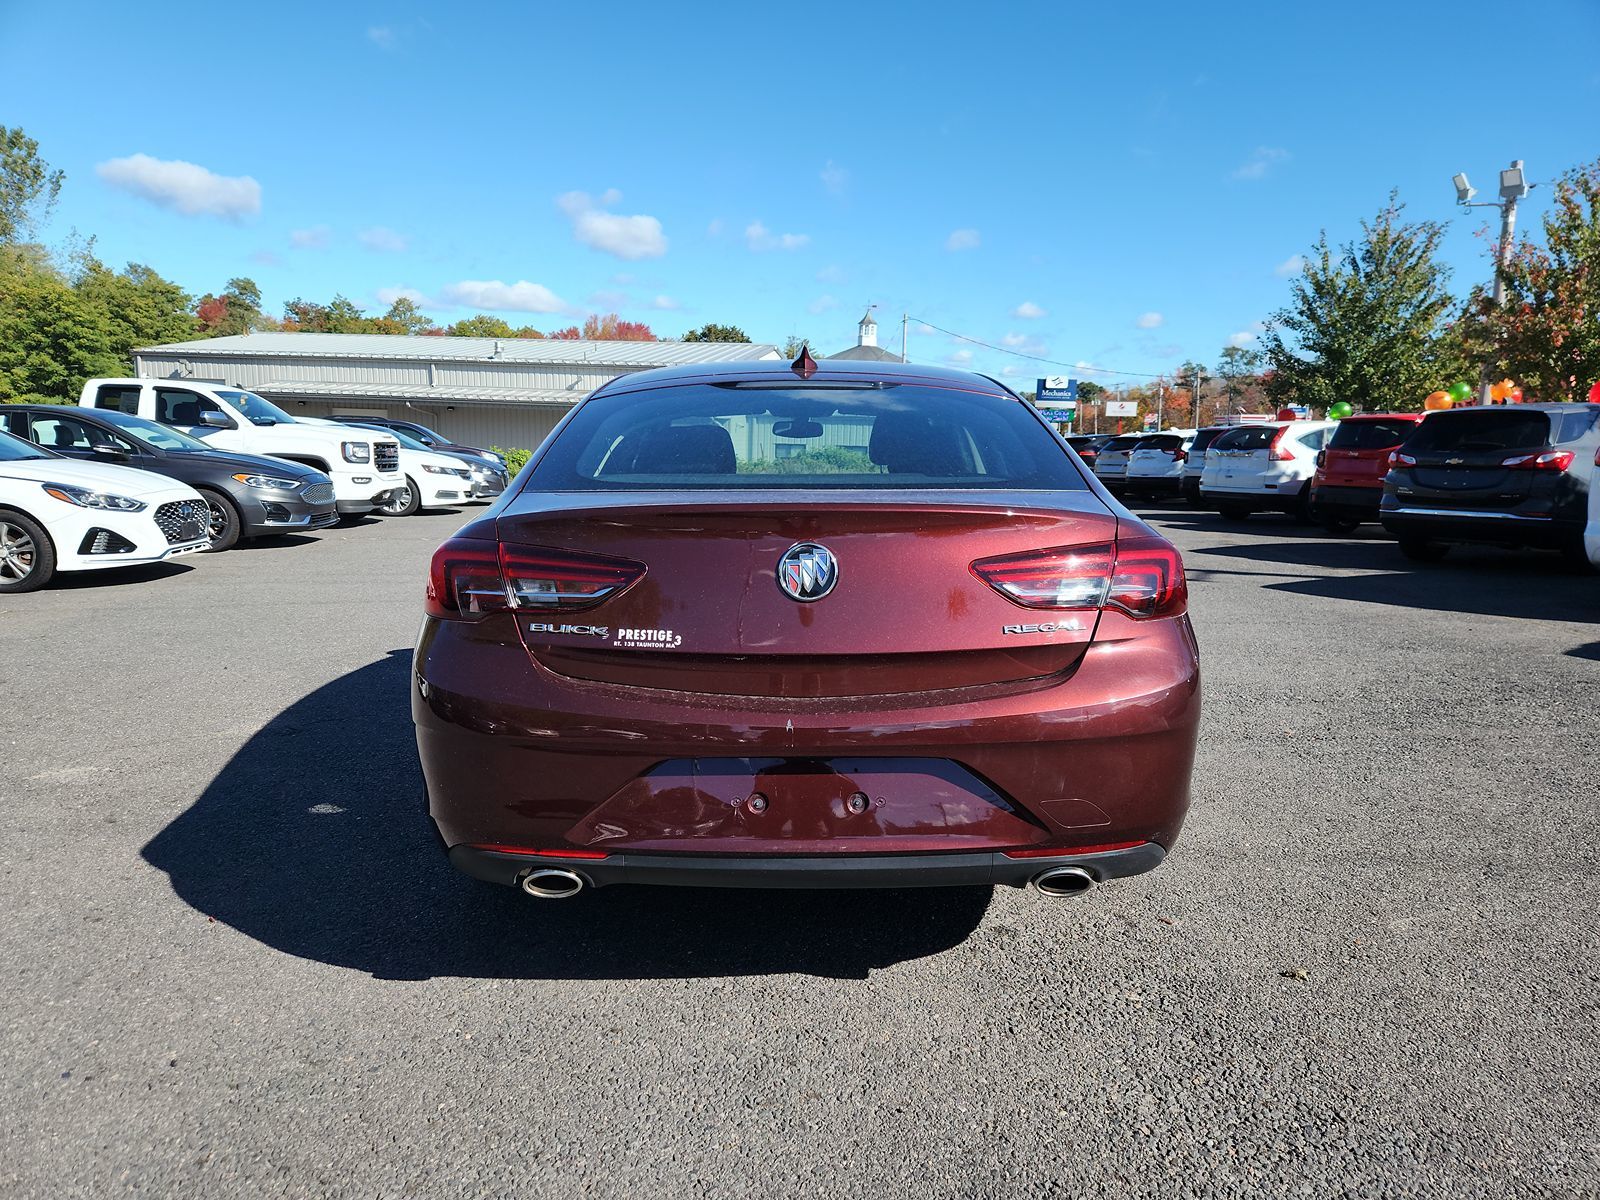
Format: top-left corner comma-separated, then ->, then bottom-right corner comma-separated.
491,445 -> 532,474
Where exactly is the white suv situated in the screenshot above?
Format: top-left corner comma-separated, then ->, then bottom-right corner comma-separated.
1123,430 -> 1197,499
1587,444 -> 1600,567
1090,435 -> 1149,493
1199,420 -> 1335,519
0,430 -> 210,593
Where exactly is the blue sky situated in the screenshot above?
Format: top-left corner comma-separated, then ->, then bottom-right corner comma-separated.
3,0 -> 1596,384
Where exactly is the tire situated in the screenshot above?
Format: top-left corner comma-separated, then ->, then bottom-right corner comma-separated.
1292,485 -> 1314,524
1218,503 -> 1251,521
1321,517 -> 1362,535
1560,538 -> 1599,574
1398,537 -> 1449,563
197,488 -> 241,552
0,510 -> 56,594
378,477 -> 421,517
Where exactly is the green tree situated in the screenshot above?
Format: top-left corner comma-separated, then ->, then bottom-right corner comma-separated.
449,314 -> 517,338
1261,195 -> 1457,412
779,335 -> 814,358
74,254 -> 197,360
0,126 -> 64,244
369,296 -> 435,335
196,277 -> 269,337
1214,346 -> 1260,406
0,249 -> 120,400
682,322 -> 750,342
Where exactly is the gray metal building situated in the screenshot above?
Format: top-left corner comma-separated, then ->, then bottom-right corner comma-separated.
131,333 -> 782,451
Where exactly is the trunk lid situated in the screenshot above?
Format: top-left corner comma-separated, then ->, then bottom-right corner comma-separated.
496,490 -> 1119,700
1396,410 -> 1552,507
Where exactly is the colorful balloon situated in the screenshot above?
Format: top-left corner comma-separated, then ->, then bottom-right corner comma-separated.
1423,391 -> 1453,411
1448,381 -> 1474,403
1508,386 -> 1523,403
1328,401 -> 1353,419
1489,378 -> 1514,403
1588,380 -> 1600,404
1275,407 -> 1297,421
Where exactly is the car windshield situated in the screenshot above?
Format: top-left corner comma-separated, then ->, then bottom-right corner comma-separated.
1327,418 -> 1419,450
351,423 -> 428,451
1407,410 -> 1551,453
530,381 -> 1088,491
400,422 -> 449,443
1101,436 -> 1145,452
215,389 -> 296,427
1191,428 -> 1228,452
0,430 -> 55,461
95,409 -> 213,451
1135,435 -> 1184,453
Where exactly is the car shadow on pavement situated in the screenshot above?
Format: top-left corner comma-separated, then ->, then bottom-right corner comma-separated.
1194,541 -> 1598,624
52,561 -> 195,589
142,650 -> 991,982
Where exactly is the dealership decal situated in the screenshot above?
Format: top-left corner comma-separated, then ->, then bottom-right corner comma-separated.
528,623 -> 609,638
614,627 -> 684,649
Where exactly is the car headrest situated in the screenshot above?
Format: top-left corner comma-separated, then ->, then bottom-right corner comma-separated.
626,424 -> 736,475
867,413 -> 970,476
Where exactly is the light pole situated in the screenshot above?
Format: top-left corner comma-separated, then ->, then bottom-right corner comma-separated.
1453,160 -> 1533,402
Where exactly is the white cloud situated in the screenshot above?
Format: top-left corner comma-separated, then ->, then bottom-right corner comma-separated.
1011,301 -> 1047,319
1275,254 -> 1305,277
358,226 -> 409,253
1001,332 -> 1028,347
816,264 -> 845,283
1226,330 -> 1258,348
1136,311 -> 1164,329
808,294 -> 839,315
1000,365 -> 1021,377
95,154 -> 261,220
438,279 -> 566,313
649,295 -> 682,310
289,225 -> 331,250
946,349 -> 974,366
376,286 -> 426,307
820,160 -> 848,195
946,228 -> 981,251
556,190 -> 667,260
1000,331 -> 1046,355
367,25 -> 398,49
746,220 -> 809,251
1232,146 -> 1290,181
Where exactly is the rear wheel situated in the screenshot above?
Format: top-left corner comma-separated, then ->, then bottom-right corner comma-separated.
1291,485 -> 1314,524
1398,537 -> 1449,563
1560,538 -> 1598,574
197,488 -> 241,552
379,477 -> 421,517
1321,517 -> 1361,535
1218,503 -> 1251,521
0,511 -> 56,593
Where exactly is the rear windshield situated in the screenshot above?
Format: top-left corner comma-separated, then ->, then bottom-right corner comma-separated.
1101,436 -> 1145,452
1408,410 -> 1551,453
1191,428 -> 1228,452
1135,435 -> 1184,452
529,382 -> 1088,491
1328,418 -> 1419,450
1212,425 -> 1278,451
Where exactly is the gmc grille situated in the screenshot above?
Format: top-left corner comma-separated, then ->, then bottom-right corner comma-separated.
154,499 -> 209,545
375,443 -> 400,473
301,482 -> 335,505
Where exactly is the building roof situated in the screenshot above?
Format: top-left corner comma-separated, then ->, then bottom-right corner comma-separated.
134,332 -> 781,367
826,344 -> 902,362
247,380 -> 580,408
859,309 -> 877,326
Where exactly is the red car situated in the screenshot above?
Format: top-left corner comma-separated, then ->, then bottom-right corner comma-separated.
414,358 -> 1200,900
1309,412 -> 1424,533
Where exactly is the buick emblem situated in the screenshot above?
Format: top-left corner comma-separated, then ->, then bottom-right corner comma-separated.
777,542 -> 838,602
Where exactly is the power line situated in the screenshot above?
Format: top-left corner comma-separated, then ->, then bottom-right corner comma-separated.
908,317 -> 1173,380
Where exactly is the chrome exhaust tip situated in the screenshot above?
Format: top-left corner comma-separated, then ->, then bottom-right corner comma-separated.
520,868 -> 587,899
1031,865 -> 1097,899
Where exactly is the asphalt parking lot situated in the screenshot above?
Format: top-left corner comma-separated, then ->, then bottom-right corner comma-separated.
3,506 -> 1597,1198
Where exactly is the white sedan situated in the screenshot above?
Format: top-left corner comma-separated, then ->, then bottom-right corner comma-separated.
331,421 -> 477,516
0,431 -> 211,593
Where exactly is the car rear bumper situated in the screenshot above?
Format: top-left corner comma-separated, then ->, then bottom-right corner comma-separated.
1380,507 -> 1583,548
1309,483 -> 1382,519
414,612 -> 1200,881
447,840 -> 1167,891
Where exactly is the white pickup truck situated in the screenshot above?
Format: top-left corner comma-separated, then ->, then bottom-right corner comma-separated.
78,378 -> 403,516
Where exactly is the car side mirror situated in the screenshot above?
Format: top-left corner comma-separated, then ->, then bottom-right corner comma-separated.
199,410 -> 235,429
91,442 -> 130,462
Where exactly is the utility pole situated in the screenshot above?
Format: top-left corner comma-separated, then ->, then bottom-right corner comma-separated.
1453,160 -> 1532,403
901,313 -> 908,363
1156,381 -> 1165,431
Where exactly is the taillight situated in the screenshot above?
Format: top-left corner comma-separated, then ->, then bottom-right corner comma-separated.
1388,451 -> 1417,468
971,535 -> 1186,619
1501,450 -> 1574,471
1315,450 -> 1327,469
426,537 -> 645,620
1173,449 -> 1188,464
1268,427 -> 1295,461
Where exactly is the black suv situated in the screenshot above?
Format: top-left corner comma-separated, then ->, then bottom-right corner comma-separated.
0,405 -> 338,551
1380,403 -> 1600,565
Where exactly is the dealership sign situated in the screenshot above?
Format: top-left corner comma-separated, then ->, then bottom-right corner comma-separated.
1036,376 -> 1078,406
1104,400 -> 1138,417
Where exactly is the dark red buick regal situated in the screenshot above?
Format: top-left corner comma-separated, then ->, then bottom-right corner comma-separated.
414,358 -> 1200,900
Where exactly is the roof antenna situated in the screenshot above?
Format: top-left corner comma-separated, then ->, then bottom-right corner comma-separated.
791,343 -> 818,379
